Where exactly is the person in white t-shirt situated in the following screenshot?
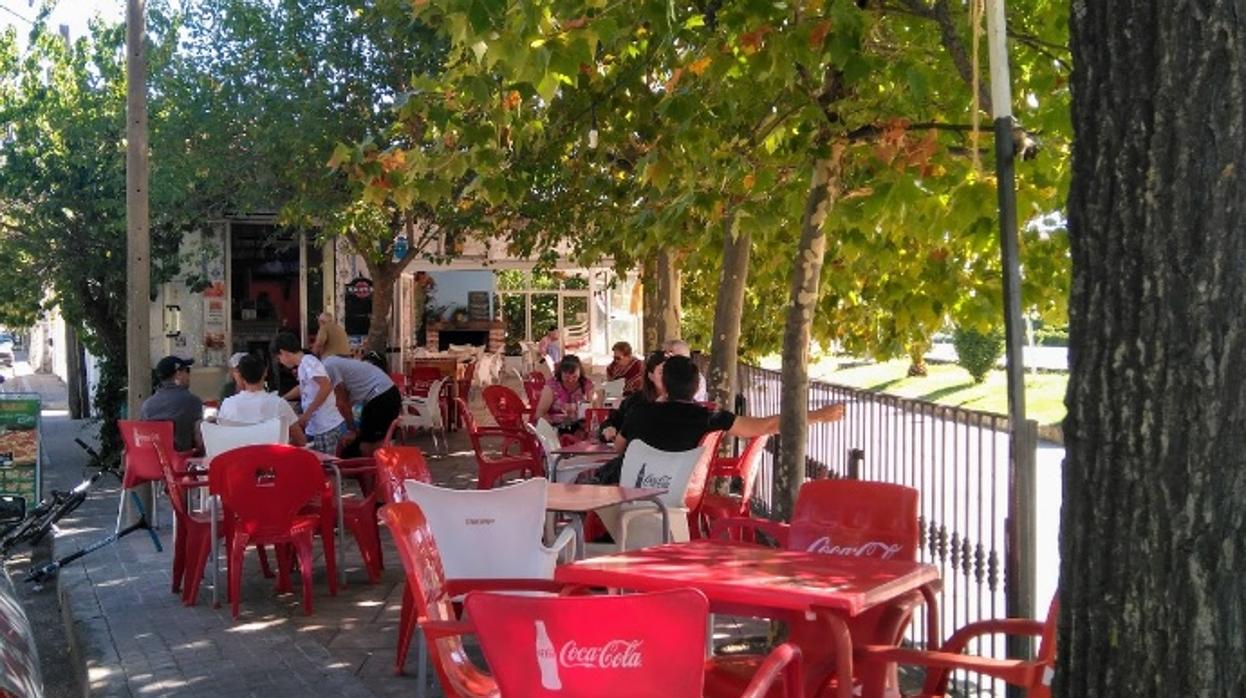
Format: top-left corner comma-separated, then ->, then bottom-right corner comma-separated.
663,339 -> 709,402
217,354 -> 307,446
273,333 -> 346,454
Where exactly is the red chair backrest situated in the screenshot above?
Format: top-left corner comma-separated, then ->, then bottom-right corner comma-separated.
733,435 -> 770,504
464,588 -> 709,697
379,502 -> 489,695
409,367 -> 444,396
454,397 -> 478,434
389,373 -> 408,392
787,480 -> 919,561
483,385 -> 527,429
682,430 -> 725,510
374,446 -> 432,504
118,420 -> 175,490
1033,596 -> 1059,697
147,432 -> 192,519
213,445 -> 326,537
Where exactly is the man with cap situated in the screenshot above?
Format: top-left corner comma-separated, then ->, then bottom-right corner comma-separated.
219,352 -> 248,402
140,355 -> 205,452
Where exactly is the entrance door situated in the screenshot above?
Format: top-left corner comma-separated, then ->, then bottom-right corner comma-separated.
227,222 -> 323,392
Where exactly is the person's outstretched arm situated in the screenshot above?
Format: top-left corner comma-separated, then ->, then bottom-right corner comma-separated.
727,403 -> 845,438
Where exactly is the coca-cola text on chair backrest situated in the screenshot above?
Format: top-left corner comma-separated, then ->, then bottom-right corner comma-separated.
403,477 -> 574,579
464,588 -> 709,697
786,479 -> 920,561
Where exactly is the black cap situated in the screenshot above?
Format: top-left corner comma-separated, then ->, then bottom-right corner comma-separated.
155,355 -> 194,380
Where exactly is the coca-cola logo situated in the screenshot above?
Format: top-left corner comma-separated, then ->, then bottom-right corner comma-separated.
558,640 -> 644,669
806,535 -> 903,560
464,517 -> 495,526
637,474 -> 672,490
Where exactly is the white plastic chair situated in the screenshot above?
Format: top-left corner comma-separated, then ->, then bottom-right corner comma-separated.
526,419 -> 607,483
614,436 -> 717,551
403,478 -> 576,577
398,377 -> 447,453
600,378 -> 625,400
200,418 -> 285,469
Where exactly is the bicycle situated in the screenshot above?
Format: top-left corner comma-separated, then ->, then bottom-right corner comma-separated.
0,438 -> 115,556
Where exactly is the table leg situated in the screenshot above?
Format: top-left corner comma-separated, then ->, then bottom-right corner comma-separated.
209,495 -> 218,608
326,463 -> 346,587
572,514 -> 586,561
787,610 -> 854,698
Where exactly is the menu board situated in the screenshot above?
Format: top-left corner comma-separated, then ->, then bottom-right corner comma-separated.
468,291 -> 491,321
0,395 -> 40,503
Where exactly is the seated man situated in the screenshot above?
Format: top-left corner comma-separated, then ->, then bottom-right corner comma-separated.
140,355 -> 204,453
218,352 -> 248,402
663,339 -> 709,402
321,355 -> 401,457
217,354 -> 307,446
595,355 -> 845,484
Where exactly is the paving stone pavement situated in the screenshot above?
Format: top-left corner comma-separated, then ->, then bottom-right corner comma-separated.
47,384 -> 770,697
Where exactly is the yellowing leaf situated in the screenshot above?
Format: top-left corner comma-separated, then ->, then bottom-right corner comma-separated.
562,16 -> 589,30
809,20 -> 832,49
688,56 -> 712,76
743,173 -> 756,190
326,143 -> 352,170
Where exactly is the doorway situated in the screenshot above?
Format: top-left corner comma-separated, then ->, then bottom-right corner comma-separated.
227,222 -> 323,392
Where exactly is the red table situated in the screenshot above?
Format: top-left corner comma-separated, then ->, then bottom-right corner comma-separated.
554,540 -> 940,697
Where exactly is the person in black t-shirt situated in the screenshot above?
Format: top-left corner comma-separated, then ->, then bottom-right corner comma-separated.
593,355 -> 845,485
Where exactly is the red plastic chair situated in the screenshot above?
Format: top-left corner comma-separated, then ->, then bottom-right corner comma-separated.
707,480 -> 935,695
695,435 -> 770,538
458,397 -> 545,489
523,372 -> 546,416
408,367 -> 444,396
482,384 -> 529,429
389,372 -> 408,395
144,432 -> 218,605
374,446 -> 432,504
378,501 -> 570,687
465,588 -> 806,698
213,445 -> 338,619
117,420 -> 194,532
856,596 -> 1059,698
333,456 -> 385,584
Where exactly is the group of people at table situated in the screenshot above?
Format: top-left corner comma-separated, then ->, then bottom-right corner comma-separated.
138,312 -> 403,460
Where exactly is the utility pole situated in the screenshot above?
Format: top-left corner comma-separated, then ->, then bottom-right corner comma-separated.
125,0 -> 152,521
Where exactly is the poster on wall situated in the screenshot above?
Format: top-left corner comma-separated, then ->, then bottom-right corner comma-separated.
344,277 -> 373,337
0,395 -> 41,504
203,292 -> 227,367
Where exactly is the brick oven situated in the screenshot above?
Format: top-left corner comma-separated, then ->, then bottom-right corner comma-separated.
425,320 -> 506,352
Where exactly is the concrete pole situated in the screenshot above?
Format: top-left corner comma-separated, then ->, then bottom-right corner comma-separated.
125,0 -> 153,521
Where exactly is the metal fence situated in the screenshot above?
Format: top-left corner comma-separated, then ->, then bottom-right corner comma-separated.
733,362 -> 1038,696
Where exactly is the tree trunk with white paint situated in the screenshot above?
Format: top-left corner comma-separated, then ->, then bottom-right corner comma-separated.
708,211 -> 749,409
775,152 -> 841,520
655,247 -> 682,343
1059,1 -> 1246,694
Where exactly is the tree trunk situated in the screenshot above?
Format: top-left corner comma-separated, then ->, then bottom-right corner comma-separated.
708,210 -> 749,408
65,323 -> 86,419
775,150 -> 842,521
1059,2 -> 1246,695
907,340 -> 930,377
642,256 -> 661,352
365,265 -> 396,357
654,247 -> 682,343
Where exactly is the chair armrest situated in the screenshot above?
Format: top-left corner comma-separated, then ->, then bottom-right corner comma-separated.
938,618 -> 1045,655
739,642 -> 803,698
418,618 -> 475,640
545,525 -> 577,561
707,517 -> 789,546
857,645 -> 1028,684
442,578 -> 571,597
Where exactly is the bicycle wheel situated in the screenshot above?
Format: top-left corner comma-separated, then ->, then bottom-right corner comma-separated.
24,491 -> 87,547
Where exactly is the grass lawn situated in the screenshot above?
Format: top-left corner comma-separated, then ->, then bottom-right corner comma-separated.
761,356 -> 1068,427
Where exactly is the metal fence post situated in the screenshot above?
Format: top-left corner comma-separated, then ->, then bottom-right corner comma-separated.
1006,417 -> 1039,695
848,448 -> 864,480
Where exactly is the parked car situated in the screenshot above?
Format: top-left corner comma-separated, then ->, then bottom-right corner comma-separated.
0,499 -> 42,698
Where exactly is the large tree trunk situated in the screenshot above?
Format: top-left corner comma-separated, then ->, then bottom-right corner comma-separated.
365,265 -> 396,356
708,210 -> 749,408
654,247 -> 682,343
1059,2 -> 1246,695
775,150 -> 842,520
65,323 -> 86,419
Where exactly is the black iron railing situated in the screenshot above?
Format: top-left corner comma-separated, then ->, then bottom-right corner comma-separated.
732,362 -> 1039,696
